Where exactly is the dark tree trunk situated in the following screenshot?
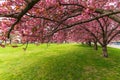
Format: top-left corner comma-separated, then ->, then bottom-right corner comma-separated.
88,41 -> 92,46
94,41 -> 98,50
102,45 -> 108,58
81,42 -> 84,45
86,41 -> 92,46
4,40 -> 7,45
9,38 -> 12,44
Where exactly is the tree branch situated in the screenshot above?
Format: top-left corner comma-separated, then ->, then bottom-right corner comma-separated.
7,0 -> 40,38
108,30 -> 120,44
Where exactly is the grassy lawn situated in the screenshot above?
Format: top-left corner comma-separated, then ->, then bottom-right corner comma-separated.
0,43 -> 120,80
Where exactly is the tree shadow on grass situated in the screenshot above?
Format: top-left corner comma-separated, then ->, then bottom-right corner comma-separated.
3,45 -> 120,80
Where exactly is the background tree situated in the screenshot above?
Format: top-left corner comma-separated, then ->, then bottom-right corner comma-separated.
78,17 -> 120,57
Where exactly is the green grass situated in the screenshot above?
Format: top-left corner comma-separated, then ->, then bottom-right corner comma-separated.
0,43 -> 120,80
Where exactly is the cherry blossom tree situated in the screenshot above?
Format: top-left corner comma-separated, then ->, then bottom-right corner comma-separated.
79,18 -> 120,57
0,0 -> 120,57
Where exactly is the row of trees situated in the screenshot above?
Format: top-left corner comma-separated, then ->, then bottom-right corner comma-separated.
0,0 -> 120,57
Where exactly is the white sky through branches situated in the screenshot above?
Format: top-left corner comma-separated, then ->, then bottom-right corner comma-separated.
0,0 -> 6,4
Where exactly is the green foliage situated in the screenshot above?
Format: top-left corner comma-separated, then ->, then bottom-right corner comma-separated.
0,44 -> 120,80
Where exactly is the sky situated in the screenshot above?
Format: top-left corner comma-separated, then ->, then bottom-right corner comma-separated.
0,0 -> 8,21
0,0 -> 6,4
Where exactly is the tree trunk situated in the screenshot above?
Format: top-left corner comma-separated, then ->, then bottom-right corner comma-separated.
102,45 -> 108,58
94,41 -> 98,50
9,38 -> 12,44
4,40 -> 7,45
89,41 -> 92,46
86,41 -> 92,46
81,42 -> 84,45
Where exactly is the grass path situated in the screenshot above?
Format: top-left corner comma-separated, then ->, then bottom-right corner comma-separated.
0,44 -> 120,80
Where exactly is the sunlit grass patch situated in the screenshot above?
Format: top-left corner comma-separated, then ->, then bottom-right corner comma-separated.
0,43 -> 120,80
